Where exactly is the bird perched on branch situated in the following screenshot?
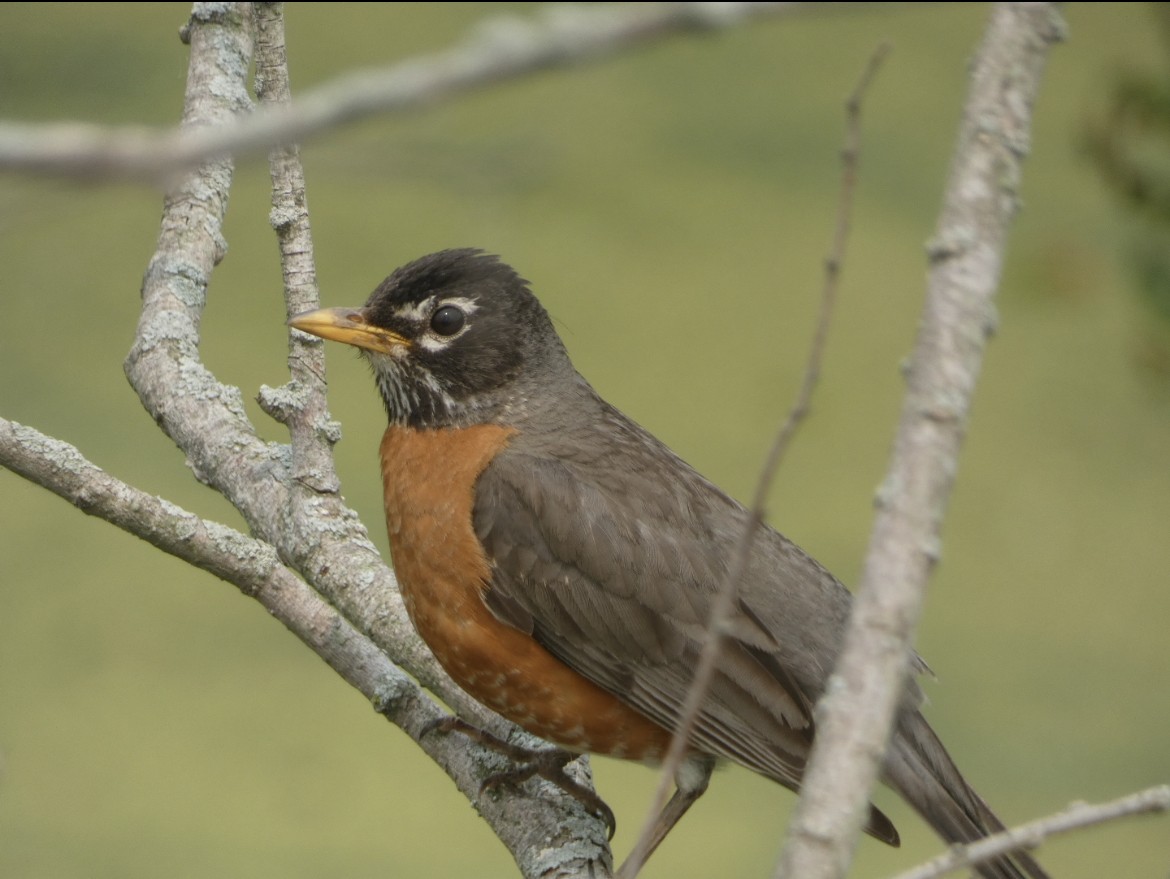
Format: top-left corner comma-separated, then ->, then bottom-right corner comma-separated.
289,248 -> 1048,879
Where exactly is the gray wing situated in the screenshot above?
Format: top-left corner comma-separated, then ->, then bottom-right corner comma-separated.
471,403 -> 862,795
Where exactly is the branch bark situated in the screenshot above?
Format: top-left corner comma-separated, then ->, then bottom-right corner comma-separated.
775,5 -> 1064,878
0,417 -> 459,782
119,3 -> 611,875
0,1 -> 818,182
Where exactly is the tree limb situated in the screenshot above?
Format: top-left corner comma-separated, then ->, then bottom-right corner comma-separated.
0,2 -> 826,182
775,5 -> 1065,878
118,3 -> 611,874
0,417 -> 451,780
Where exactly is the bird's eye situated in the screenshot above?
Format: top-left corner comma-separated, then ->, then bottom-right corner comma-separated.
430,305 -> 466,337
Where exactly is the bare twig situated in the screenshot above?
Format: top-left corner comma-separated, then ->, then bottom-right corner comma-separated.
252,1 -> 338,493
620,43 -> 889,879
775,6 -> 1065,879
0,2 -> 820,182
892,786 -> 1170,879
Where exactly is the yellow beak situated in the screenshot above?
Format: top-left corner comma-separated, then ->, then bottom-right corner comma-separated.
287,307 -> 409,355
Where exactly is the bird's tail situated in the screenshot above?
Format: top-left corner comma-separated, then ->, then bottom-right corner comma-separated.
883,711 -> 1051,879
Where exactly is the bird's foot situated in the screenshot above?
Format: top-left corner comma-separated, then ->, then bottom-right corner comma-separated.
423,715 -> 616,839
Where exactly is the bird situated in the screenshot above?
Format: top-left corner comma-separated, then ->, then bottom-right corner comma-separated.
288,248 -> 1049,879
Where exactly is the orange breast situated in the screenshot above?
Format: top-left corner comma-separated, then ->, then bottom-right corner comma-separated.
380,424 -> 672,761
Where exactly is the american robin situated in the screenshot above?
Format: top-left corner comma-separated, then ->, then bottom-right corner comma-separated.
289,249 -> 1048,879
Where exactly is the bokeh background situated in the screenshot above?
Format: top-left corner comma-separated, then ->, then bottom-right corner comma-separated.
2,3 -> 1168,878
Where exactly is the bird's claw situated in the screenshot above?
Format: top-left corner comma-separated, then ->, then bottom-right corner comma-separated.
424,714 -> 616,839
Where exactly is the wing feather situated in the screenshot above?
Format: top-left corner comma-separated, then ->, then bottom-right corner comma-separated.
473,421 -> 824,781
471,399 -> 904,843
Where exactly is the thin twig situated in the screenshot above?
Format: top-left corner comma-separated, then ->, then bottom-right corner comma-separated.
775,6 -> 1065,879
252,2 -> 337,494
620,44 -> 889,879
892,786 -> 1170,879
0,2 -> 829,182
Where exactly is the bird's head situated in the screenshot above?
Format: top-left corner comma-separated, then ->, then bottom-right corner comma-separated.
288,249 -> 572,429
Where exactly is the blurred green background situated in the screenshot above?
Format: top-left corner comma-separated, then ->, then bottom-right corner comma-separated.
2,3 -> 1168,878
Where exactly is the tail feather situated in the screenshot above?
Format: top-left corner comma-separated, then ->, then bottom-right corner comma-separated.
883,711 -> 1050,879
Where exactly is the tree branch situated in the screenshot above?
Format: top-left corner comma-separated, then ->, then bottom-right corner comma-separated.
775,5 -> 1065,878
119,3 -> 611,874
893,786 -> 1170,879
0,2 -> 824,182
0,417 -> 442,773
0,414 -> 615,871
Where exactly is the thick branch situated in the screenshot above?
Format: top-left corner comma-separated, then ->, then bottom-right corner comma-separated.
775,5 -> 1064,878
0,2 -> 814,182
0,415 -> 572,844
0,418 -> 416,747
121,0 -> 463,724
